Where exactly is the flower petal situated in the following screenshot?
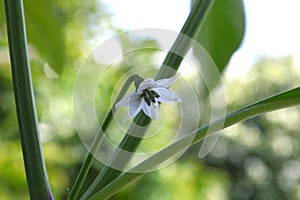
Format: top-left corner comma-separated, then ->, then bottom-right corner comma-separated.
128,93 -> 143,119
115,92 -> 134,108
142,101 -> 159,120
153,73 -> 180,88
153,88 -> 181,103
137,79 -> 155,92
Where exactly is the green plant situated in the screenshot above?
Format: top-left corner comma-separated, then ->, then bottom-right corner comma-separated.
3,0 -> 300,199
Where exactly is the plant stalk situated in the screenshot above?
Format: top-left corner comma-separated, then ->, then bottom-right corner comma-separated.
82,0 -> 214,199
68,75 -> 140,200
156,0 -> 214,79
4,0 -> 53,199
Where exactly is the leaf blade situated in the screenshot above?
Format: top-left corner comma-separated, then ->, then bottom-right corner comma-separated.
90,86 -> 300,200
194,0 -> 245,72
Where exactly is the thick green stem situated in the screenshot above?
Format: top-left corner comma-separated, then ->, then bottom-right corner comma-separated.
80,113 -> 150,199
156,0 -> 214,79
4,0 -> 52,199
68,75 -> 140,200
82,0 -> 214,199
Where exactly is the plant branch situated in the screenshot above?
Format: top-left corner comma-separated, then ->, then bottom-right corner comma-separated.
68,74 -> 140,200
156,0 -> 214,79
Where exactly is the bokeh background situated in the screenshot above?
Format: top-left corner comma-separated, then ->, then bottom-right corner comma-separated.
1,0 -> 300,199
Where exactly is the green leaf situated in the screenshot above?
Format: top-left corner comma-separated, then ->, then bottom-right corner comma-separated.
24,0 -> 65,75
89,86 -> 300,200
194,0 -> 245,72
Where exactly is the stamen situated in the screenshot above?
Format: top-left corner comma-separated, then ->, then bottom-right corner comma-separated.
142,90 -> 151,106
144,96 -> 151,106
150,90 -> 160,98
142,89 -> 160,106
146,90 -> 156,103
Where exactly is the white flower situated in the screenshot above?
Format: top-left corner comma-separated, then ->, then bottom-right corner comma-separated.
115,73 -> 181,121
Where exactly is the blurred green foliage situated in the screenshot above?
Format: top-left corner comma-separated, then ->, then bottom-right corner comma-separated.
0,0 -> 109,198
23,0 -> 66,75
200,56 -> 300,200
1,0 -> 300,199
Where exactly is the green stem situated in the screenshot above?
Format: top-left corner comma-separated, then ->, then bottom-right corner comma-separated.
156,0 -> 214,79
82,0 -> 214,199
80,113 -> 150,199
88,86 -> 300,200
68,74 -> 140,200
4,0 -> 52,199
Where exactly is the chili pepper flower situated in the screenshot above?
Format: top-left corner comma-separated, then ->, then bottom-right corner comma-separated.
115,73 -> 181,121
